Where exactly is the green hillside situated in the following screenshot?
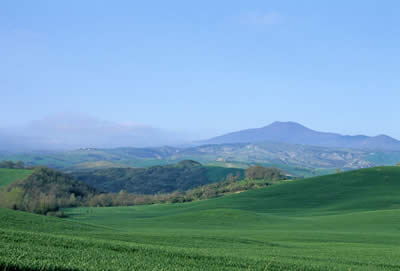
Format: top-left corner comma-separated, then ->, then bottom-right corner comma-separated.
2,167 -> 400,270
71,160 -> 245,194
67,166 -> 400,225
1,167 -> 96,215
70,160 -> 133,170
0,168 -> 33,187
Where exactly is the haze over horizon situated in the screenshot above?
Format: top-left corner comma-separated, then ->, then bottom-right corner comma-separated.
1,116 -> 400,151
1,0 -> 400,144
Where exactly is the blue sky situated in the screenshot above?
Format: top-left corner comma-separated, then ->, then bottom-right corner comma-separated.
1,0 -> 399,139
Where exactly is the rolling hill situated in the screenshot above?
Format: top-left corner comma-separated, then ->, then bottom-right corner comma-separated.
71,160 -> 245,194
0,167 -> 97,215
2,167 -> 400,270
0,168 -> 34,187
68,166 -> 400,222
204,121 -> 400,151
3,142 -> 400,178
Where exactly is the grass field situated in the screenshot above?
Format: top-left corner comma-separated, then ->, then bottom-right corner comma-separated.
0,168 -> 33,187
2,167 -> 400,270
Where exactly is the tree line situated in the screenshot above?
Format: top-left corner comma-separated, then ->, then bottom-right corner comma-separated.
0,167 -> 95,217
0,165 -> 287,217
0,160 -> 27,169
71,160 -> 245,194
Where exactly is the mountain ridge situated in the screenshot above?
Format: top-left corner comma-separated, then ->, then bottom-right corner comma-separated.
203,121 -> 400,151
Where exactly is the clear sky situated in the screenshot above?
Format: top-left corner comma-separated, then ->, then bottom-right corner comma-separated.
1,0 -> 399,139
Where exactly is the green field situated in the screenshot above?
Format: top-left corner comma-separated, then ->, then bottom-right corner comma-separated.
0,168 -> 33,187
2,167 -> 400,270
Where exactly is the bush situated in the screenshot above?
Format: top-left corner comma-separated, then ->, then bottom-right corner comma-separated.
245,165 -> 285,180
0,160 -> 25,169
46,211 -> 66,218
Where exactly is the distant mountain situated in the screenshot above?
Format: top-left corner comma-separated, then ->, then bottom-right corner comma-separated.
3,122 -> 400,176
6,141 -> 400,177
203,121 -> 400,151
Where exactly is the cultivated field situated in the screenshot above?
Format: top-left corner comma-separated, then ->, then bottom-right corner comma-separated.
2,167 -> 400,270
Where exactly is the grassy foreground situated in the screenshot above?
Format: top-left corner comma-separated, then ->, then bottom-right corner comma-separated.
0,168 -> 33,187
2,167 -> 400,270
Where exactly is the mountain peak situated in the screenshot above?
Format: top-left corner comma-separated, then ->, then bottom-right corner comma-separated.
374,134 -> 392,139
270,121 -> 301,125
266,121 -> 310,130
204,121 -> 400,151
369,134 -> 398,143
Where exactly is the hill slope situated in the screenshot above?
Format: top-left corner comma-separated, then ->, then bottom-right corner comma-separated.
0,168 -> 33,187
2,167 -> 400,270
204,121 -> 400,151
66,166 -> 400,270
72,160 -> 244,194
69,166 -> 400,223
1,167 -> 97,215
